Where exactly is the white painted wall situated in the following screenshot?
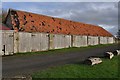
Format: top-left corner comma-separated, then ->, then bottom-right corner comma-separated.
73,35 -> 88,47
52,34 -> 71,49
88,36 -> 99,46
1,30 -> 14,55
1,31 -> 115,55
18,32 -> 49,53
100,37 -> 108,44
107,37 -> 114,44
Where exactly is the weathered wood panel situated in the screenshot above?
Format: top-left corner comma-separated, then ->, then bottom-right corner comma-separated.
88,36 -> 99,46
107,37 -> 114,44
2,30 -> 14,55
50,34 -> 71,49
100,37 -> 108,44
1,31 -> 115,55
18,32 -> 31,52
73,35 -> 88,47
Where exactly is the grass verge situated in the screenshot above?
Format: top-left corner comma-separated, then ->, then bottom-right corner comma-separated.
14,43 -> 116,56
32,56 -> 119,78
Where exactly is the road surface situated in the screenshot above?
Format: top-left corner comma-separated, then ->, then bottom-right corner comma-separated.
2,44 -> 119,78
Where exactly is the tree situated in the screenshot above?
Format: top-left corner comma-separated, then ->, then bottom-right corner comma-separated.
1,8 -> 8,23
117,29 -> 120,39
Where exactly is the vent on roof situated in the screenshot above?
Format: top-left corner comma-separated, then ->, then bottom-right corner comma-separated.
73,26 -> 75,29
83,24 -> 85,26
31,28 -> 33,30
13,15 -> 18,19
59,22 -> 61,25
46,31 -> 49,33
52,17 -> 55,21
68,32 -> 70,35
31,20 -> 34,22
59,28 -> 62,30
24,21 -> 27,25
42,22 -> 45,26
53,29 -> 54,32
19,27 -> 25,31
15,21 -> 19,29
32,26 -> 37,31
32,25 -> 35,28
24,15 -> 26,20
29,14 -> 32,17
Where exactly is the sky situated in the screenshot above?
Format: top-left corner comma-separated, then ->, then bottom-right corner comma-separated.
2,2 -> 118,35
2,0 -> 119,2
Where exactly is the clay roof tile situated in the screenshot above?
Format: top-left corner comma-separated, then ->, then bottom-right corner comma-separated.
6,9 -> 113,37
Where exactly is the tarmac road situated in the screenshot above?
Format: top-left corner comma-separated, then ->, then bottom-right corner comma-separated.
2,44 -> 119,78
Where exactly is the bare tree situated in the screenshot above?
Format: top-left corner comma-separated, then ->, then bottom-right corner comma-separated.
2,8 -> 8,23
118,29 -> 120,39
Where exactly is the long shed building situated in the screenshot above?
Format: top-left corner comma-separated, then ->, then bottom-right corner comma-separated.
1,9 -> 115,55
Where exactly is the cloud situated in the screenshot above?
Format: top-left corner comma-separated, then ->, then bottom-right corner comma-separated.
0,3 -> 2,13
2,0 -> 119,2
2,2 -> 118,35
98,24 -> 118,35
42,2 -> 118,35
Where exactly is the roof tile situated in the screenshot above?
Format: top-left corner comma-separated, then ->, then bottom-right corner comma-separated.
6,9 -> 113,37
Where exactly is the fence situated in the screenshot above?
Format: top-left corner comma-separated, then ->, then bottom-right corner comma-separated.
1,30 -> 115,55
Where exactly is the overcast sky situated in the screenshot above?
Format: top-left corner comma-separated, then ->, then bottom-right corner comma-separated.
2,2 -> 118,35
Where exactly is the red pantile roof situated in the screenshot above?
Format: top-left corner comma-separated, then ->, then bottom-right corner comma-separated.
5,9 -> 113,37
0,23 -> 11,30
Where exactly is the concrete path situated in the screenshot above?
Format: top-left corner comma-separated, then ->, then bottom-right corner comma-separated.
2,44 -> 119,78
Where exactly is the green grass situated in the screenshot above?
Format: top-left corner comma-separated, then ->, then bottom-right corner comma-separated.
32,56 -> 119,78
15,44 -> 116,56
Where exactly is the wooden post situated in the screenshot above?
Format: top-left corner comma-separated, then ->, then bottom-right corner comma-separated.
48,34 -> 54,50
71,35 -> 75,47
98,36 -> 100,44
14,32 -> 19,53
